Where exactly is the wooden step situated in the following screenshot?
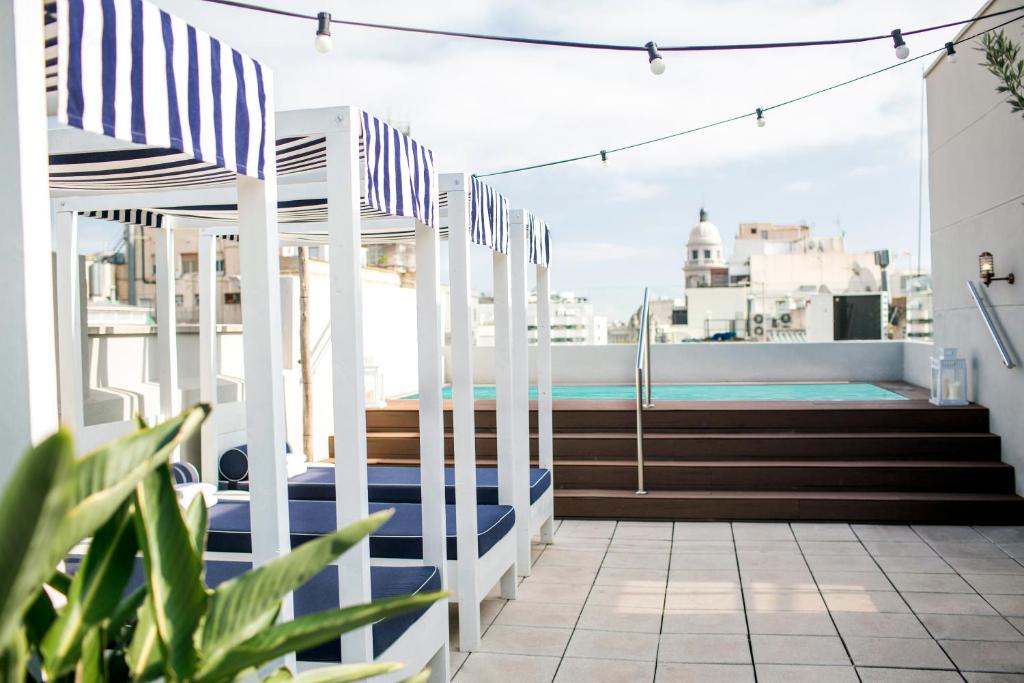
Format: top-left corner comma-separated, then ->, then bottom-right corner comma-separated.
552,460 -> 1016,494
554,489 -> 1024,523
360,431 -> 1002,462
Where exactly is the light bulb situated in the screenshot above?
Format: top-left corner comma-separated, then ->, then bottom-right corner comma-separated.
756,108 -> 766,128
315,11 -> 332,54
891,29 -> 909,60
645,41 -> 665,76
895,44 -> 910,60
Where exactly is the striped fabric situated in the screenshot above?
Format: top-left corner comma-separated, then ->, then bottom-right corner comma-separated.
361,112 -> 438,229
469,176 -> 509,254
46,0 -> 271,179
527,213 -> 551,268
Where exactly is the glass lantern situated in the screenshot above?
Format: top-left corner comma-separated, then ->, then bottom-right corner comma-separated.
930,347 -> 968,406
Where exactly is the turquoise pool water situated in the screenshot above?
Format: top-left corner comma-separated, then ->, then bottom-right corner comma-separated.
405,383 -> 906,401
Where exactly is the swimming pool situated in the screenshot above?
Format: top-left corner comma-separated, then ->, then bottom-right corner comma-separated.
405,383 -> 906,401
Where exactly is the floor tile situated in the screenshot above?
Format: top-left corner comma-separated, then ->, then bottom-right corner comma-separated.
914,525 -> 987,543
976,527 -> 1024,544
844,636 -> 953,668
746,611 -> 837,636
738,554 -> 809,572
732,523 -> 794,541
667,570 -> 740,593
454,652 -> 560,682
477,624 -> 572,657
673,522 -> 733,541
481,599 -> 505,625
999,544 -> 1024,561
672,541 -> 736,555
554,656 -> 655,683
745,591 -> 827,613
790,523 -> 857,542
741,570 -> 817,592
852,525 -> 919,542
735,540 -> 800,553
750,634 -> 849,665
873,555 -> 953,574
946,557 -> 1024,575
565,629 -> 659,662
821,591 -> 909,613
863,541 -> 938,557
857,667 -> 963,682
805,555 -> 878,573
603,551 -> 670,570
657,633 -> 752,664
942,639 -> 1024,673
930,541 -> 1008,559
886,572 -> 974,593
451,649 -> 469,673
920,614 -> 1024,642
671,553 -> 738,570
516,580 -> 592,605
798,541 -> 869,556
962,673 -> 1024,682
989,595 -> 1024,617
661,610 -> 748,635
525,564 -> 599,585
903,592 -> 998,616
831,612 -> 930,639
586,585 -> 666,609
966,574 -> 1024,595
655,662 -> 754,682
533,550 -> 606,569
615,524 -> 673,541
595,566 -> 667,587
756,664 -> 857,682
577,602 -> 663,634
813,571 -> 893,592
609,539 -> 673,553
664,591 -> 742,612
494,601 -> 583,629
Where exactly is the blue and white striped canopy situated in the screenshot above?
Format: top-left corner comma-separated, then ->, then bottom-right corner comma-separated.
526,212 -> 551,268
361,112 -> 438,229
45,0 -> 271,179
469,176 -> 510,254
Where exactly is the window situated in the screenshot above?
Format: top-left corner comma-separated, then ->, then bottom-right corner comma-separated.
691,250 -> 698,260
704,249 -> 711,259
180,252 -> 198,274
194,294 -> 200,305
672,309 -> 688,325
174,294 -> 184,305
224,292 -> 241,305
216,258 -> 226,273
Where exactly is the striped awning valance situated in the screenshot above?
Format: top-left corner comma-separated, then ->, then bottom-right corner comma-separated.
526,212 -> 551,268
45,0 -> 271,179
361,112 -> 438,229
469,176 -> 510,254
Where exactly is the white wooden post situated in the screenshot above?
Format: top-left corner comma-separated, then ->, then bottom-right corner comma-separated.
536,264 -> 555,544
236,96 -> 296,666
492,250 -> 519,586
414,220 -> 450,582
198,232 -> 218,484
152,222 -> 180,425
325,109 -> 373,663
442,174 -> 482,650
0,0 -> 59,482
54,211 -> 85,439
508,210 -> 532,577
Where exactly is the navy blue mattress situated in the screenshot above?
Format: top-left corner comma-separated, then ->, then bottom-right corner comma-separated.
207,499 -> 514,560
65,558 -> 439,660
223,466 -> 552,506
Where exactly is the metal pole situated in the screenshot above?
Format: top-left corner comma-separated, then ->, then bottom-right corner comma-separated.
967,280 -> 1017,369
645,309 -> 653,408
635,367 -> 647,495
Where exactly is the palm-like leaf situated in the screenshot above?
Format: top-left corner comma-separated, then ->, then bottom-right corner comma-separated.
195,591 -> 446,682
200,510 -> 394,666
125,596 -> 162,681
262,662 -> 404,682
0,430 -> 75,651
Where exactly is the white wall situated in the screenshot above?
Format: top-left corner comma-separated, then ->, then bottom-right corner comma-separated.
926,1 -> 1024,491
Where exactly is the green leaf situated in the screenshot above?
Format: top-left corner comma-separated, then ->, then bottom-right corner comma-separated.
0,629 -> 27,683
125,597 -> 162,681
0,430 -> 75,651
42,504 -> 138,677
196,591 -> 446,682
262,662 -> 403,683
74,626 -> 106,683
107,584 -> 146,644
55,405 -> 209,556
132,465 -> 207,678
200,510 -> 394,667
47,570 -> 72,597
398,670 -> 431,683
184,491 -> 209,556
23,587 -> 56,649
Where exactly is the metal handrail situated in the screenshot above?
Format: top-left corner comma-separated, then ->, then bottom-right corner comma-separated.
635,288 -> 653,495
967,280 -> 1017,369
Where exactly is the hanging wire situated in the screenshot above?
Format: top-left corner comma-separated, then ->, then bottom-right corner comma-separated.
199,0 -> 1024,53
477,12 -> 1024,177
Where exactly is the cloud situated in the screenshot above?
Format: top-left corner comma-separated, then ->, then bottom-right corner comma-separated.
607,179 -> 666,202
785,179 -> 814,193
848,163 -> 891,178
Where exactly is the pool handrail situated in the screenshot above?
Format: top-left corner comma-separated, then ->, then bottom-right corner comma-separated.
967,280 -> 1017,369
635,288 -> 653,495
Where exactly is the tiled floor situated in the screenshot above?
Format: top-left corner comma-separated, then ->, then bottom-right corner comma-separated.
449,520 -> 1024,682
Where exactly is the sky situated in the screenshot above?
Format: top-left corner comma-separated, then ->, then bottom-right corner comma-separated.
79,0 -> 983,320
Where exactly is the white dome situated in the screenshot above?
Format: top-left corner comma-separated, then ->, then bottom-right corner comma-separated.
687,209 -> 723,249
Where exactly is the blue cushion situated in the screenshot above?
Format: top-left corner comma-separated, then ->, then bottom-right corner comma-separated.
223,466 -> 552,506
218,443 -> 294,483
171,462 -> 200,485
64,557 -> 438,661
206,499 -> 514,560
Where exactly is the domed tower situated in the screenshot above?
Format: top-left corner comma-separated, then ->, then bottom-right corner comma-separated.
684,208 -> 725,289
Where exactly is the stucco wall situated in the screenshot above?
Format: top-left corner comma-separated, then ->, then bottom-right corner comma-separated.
926,1 -> 1024,490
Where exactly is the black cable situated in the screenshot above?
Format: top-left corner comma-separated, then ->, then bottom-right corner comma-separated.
199,0 -> 1024,53
476,12 -> 1024,177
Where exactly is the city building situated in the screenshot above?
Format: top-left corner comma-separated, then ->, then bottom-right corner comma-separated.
474,291 -> 607,346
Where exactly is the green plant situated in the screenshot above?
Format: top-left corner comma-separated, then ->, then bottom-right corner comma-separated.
979,29 -> 1024,118
0,406 -> 445,682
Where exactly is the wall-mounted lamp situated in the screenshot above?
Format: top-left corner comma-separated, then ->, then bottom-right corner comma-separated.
979,251 -> 1015,286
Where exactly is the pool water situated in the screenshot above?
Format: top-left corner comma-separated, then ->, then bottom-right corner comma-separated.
406,383 -> 906,401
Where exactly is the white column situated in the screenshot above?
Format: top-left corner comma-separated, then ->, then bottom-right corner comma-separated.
508,210 -> 532,577
492,253 -> 516,513
236,93 -> 295,664
442,174 -> 482,651
536,264 -> 555,543
55,211 -> 85,439
198,232 -> 218,484
0,0 -> 59,482
415,221 -> 449,584
152,223 -> 180,425
325,109 -> 373,663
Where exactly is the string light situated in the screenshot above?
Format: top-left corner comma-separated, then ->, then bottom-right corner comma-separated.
645,41 -> 665,75
600,150 -> 610,166
945,41 -> 958,63
756,108 -> 766,127
892,29 -> 910,59
315,11 -> 332,53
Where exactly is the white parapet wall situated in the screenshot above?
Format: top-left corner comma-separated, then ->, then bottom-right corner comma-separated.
449,340 -> 929,386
